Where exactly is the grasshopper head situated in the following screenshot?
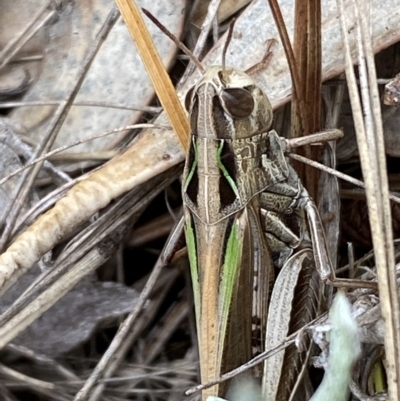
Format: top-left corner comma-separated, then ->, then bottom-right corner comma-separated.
184,66 -> 273,140
182,66 -> 284,224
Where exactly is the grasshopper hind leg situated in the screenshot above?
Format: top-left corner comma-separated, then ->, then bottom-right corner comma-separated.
259,171 -> 310,269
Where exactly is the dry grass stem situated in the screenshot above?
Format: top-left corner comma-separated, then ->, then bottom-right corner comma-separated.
114,0 -> 189,151
337,0 -> 400,399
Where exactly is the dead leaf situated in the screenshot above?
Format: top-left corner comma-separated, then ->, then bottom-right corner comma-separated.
0,266 -> 140,357
6,0 -> 185,161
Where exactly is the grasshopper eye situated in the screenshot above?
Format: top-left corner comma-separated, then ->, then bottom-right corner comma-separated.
184,86 -> 195,111
220,88 -> 255,118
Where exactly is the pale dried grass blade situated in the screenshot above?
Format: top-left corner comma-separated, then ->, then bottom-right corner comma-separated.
114,0 -> 189,151
336,0 -> 400,399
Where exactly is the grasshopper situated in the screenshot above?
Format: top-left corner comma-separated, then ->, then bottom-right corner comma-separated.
182,65 -> 276,399
181,58 -> 373,401
182,64 -> 315,398
136,7 -> 375,401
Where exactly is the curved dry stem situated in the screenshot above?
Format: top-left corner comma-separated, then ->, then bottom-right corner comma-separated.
0,125 -> 183,297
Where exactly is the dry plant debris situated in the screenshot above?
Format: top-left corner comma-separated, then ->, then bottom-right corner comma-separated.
0,0 -> 399,400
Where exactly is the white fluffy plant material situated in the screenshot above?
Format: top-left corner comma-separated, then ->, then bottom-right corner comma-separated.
309,291 -> 361,401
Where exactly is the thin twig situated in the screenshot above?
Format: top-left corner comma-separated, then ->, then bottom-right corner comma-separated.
179,0 -> 222,85
186,314 -> 327,395
142,8 -> 205,74
0,100 -> 161,113
0,8 -> 120,252
287,153 -> 400,205
0,124 -> 170,187
285,129 -> 343,148
0,2 -> 54,71
87,269 -> 181,401
222,19 -> 236,72
73,218 -> 184,401
0,121 -> 71,187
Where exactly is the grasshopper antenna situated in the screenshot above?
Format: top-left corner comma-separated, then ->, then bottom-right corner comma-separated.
222,18 -> 236,72
142,8 -> 206,75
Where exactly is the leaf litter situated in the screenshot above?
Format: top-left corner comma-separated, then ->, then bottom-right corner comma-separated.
0,0 -> 400,400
